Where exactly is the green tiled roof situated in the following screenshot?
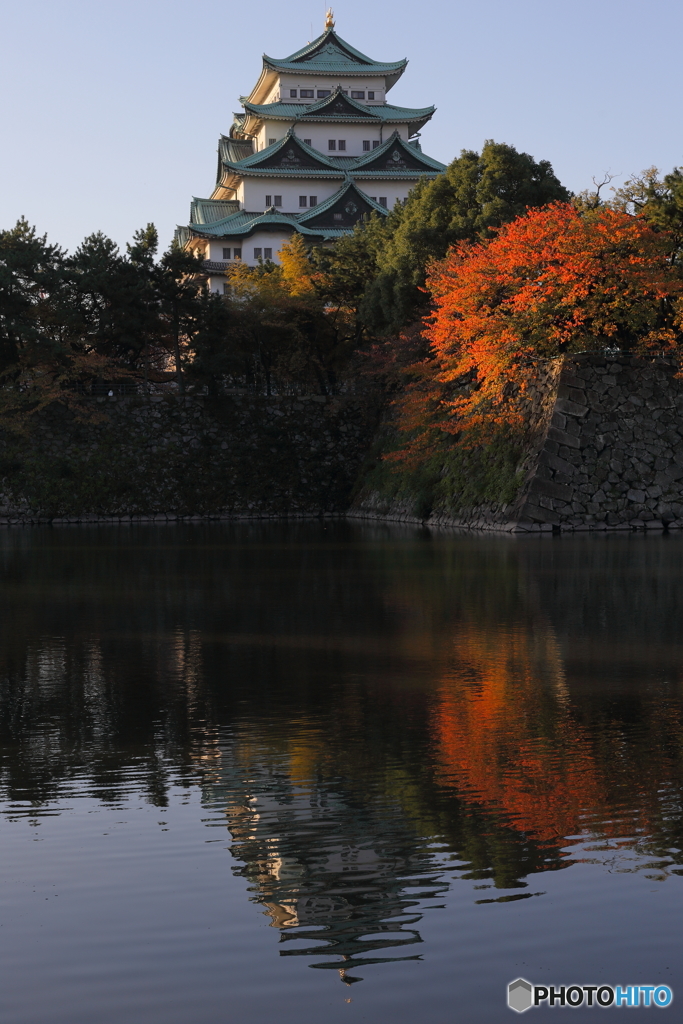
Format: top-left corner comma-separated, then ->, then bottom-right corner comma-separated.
218,137 -> 254,162
297,179 -> 388,222
350,130 -> 446,173
242,90 -> 435,131
218,129 -> 445,183
263,29 -> 407,88
176,181 -> 391,247
190,198 -> 241,225
225,130 -> 340,170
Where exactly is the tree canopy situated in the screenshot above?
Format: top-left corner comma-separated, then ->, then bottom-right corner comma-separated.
391,202 -> 683,459
333,140 -> 571,333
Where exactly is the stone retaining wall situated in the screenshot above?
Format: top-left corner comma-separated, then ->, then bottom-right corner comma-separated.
0,392 -> 381,525
353,355 -> 683,533
512,354 -> 683,531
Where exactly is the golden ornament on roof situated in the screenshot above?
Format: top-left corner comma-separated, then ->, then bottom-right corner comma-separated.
325,8 -> 335,29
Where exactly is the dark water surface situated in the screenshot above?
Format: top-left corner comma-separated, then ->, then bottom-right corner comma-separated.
1,523 -> 682,1022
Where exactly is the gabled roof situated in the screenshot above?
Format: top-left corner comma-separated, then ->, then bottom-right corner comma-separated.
177,207 -> 348,246
264,28 -> 407,83
246,89 -> 377,121
214,130 -> 445,193
218,137 -> 254,162
190,198 -> 241,225
177,181 -> 390,248
229,130 -> 339,170
247,27 -> 407,103
241,88 -> 435,135
350,130 -> 446,175
297,179 -> 388,228
218,130 -> 346,183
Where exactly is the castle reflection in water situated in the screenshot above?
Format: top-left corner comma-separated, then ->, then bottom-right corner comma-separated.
2,524 -> 683,982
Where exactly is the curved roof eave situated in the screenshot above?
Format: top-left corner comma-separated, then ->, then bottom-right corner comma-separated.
297,179 -> 389,223
267,27 -> 404,64
226,168 -> 347,179
350,129 -> 447,172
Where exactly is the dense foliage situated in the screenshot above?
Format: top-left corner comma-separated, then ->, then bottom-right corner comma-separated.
316,141 -> 570,333
390,202 -> 683,458
0,221 -> 356,421
6,140 -> 683,466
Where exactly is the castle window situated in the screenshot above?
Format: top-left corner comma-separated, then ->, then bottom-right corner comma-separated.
299,196 -> 308,207
233,248 -> 241,259
309,196 -> 317,206
274,195 -> 282,207
370,197 -> 377,202
254,248 -> 262,259
328,139 -> 336,150
362,140 -> 370,151
223,283 -> 229,294
351,90 -> 364,99
268,139 -> 276,146
317,90 -> 331,98
289,89 -> 297,97
379,197 -> 387,208
265,195 -> 272,207
303,138 -> 311,146
333,213 -> 343,221
372,140 -> 380,149
300,89 -> 314,98
367,91 -> 375,100
264,248 -> 272,260
222,247 -> 231,260
338,140 -> 346,151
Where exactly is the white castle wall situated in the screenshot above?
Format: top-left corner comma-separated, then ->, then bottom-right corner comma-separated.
267,75 -> 387,104
254,122 -> 408,154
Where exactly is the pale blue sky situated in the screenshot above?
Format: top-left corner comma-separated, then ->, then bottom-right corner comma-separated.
1,0 -> 680,253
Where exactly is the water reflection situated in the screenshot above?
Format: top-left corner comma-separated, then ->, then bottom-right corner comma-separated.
1,524 -> 683,982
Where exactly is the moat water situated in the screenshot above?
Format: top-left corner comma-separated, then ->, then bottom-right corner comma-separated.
1,523 -> 682,1022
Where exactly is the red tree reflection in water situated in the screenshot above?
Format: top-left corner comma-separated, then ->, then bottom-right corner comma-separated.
430,623 -> 660,847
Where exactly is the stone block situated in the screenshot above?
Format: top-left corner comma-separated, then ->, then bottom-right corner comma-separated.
528,478 -> 573,501
558,373 -> 586,389
548,426 -> 581,449
555,398 -> 589,417
540,452 -> 577,475
557,384 -> 587,403
518,501 -> 561,524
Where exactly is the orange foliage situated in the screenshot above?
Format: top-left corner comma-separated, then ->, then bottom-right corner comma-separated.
394,202 -> 683,454
429,622 -> 660,845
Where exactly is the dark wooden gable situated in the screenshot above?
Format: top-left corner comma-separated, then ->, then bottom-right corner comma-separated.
302,188 -> 379,229
256,138 -> 332,171
302,92 -> 377,119
359,141 -> 430,171
296,36 -> 364,65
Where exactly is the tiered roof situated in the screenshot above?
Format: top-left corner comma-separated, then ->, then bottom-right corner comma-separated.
177,19 -> 445,257
247,28 -> 407,104
178,180 -> 394,248
235,87 -> 435,139
214,129 -> 445,195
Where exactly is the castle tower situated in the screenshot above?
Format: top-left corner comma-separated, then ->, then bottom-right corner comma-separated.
176,15 -> 445,290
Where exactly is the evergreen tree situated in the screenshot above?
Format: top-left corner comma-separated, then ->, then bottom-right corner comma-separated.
0,218 -> 66,374
357,141 -> 570,333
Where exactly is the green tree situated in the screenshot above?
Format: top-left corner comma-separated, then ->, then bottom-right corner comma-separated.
612,167 -> 683,264
154,241 -> 207,393
0,218 -> 65,374
358,141 -> 570,333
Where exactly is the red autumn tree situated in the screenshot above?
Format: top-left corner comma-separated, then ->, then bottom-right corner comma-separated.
393,202 -> 683,456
